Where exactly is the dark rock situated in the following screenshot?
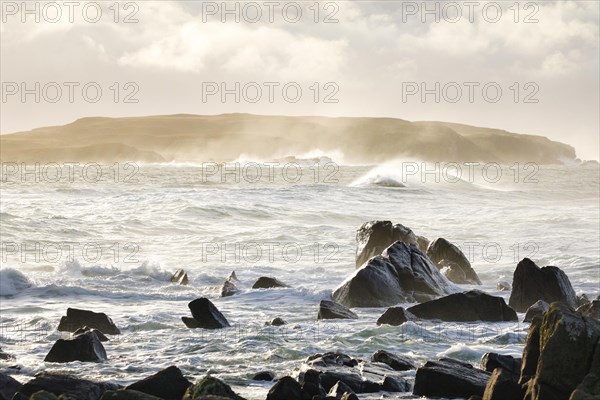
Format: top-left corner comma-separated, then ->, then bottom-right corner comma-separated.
227,271 -> 238,281
126,366 -> 191,399
497,281 -> 511,291
317,300 -> 358,320
305,353 -> 358,368
413,358 -> 491,398
524,300 -> 550,323
251,371 -> 275,381
73,326 -> 109,342
480,353 -> 521,376
341,394 -> 358,400
508,258 -> 578,312
355,220 -> 418,268
570,373 -> 600,399
0,347 -> 14,361
519,316 -> 542,385
382,375 -> 410,392
101,390 -> 162,400
439,260 -> 468,285
57,308 -> 120,335
29,391 -> 59,400
301,380 -> 326,398
576,300 -> 600,320
407,290 -> 518,322
266,317 -> 286,326
469,397 -> 483,400
252,277 -> 289,289
183,376 -> 244,400
328,380 -> 355,398
184,298 -> 230,329
171,269 -> 189,285
577,293 -> 591,307
221,280 -> 239,297
12,372 -> 118,400
427,238 -> 481,285
44,331 -> 107,363
0,372 -> 21,400
482,368 -> 524,400
333,241 -> 456,307
266,376 -> 302,400
376,307 -> 417,326
371,350 -> 415,371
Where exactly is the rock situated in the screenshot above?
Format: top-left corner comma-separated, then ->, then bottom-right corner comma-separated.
440,261 -> 469,285
519,315 -> 542,386
252,277 -> 289,289
508,258 -> 578,312
73,326 -> 109,342
333,241 -> 456,307
251,371 -> 275,381
376,306 -> 417,326
29,391 -> 59,400
12,373 -> 118,400
0,347 -> 14,361
524,300 -> 550,323
413,358 -> 491,399
183,298 -> 231,329
577,293 -> 591,307
341,394 -> 359,400
126,366 -> 191,399
569,373 -> 600,399
101,390 -> 162,400
227,271 -> 238,281
407,290 -> 518,322
328,380 -> 355,398
382,375 -> 410,392
355,220 -> 419,268
497,281 -> 511,291
317,300 -> 358,320
266,317 -> 286,326
371,350 -> 416,371
577,300 -> 600,320
183,376 -> 244,400
426,238 -> 481,285
482,368 -> 525,400
266,376 -> 301,400
170,269 -> 189,285
416,235 -> 430,253
0,372 -> 22,400
480,353 -> 521,376
44,331 -> 107,363
57,308 -> 120,335
221,280 -> 239,297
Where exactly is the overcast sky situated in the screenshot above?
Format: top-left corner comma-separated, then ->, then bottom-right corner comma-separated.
1,0 -> 599,160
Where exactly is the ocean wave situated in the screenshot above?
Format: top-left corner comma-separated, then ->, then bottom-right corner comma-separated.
0,268 -> 33,296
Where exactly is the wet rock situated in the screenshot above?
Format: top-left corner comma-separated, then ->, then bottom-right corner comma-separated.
251,371 -> 275,381
252,277 -> 289,289
480,353 -> 521,376
0,347 -> 14,361
382,375 -> 410,392
407,290 -> 518,322
170,269 -> 189,285
227,271 -> 238,281
299,369 -> 326,398
73,326 -> 109,342
0,372 -> 21,400
482,368 -> 525,400
333,241 -> 456,307
524,300 -> 550,323
221,280 -> 239,297
576,300 -> 600,320
328,381 -> 355,399
497,281 -> 511,291
183,376 -> 244,400
317,300 -> 358,320
371,350 -> 416,371
101,390 -> 162,400
266,317 -> 286,326
577,293 -> 591,307
44,331 -> 107,363
508,258 -> 578,312
126,366 -> 191,399
439,261 -> 468,285
183,298 -> 230,329
427,238 -> 481,285
376,306 -> 417,326
12,373 -> 118,400
266,376 -> 301,400
355,220 -> 419,268
57,308 -> 120,335
413,358 -> 491,399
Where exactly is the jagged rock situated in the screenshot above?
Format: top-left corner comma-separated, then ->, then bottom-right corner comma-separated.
0,372 -> 22,400
73,326 -> 109,342
407,290 -> 518,322
170,269 -> 189,285
371,350 -> 415,371
333,241 -> 456,307
355,220 -> 419,268
266,317 -> 286,326
524,300 -> 550,323
576,300 -> 600,320
251,371 -> 275,381
480,353 -> 521,376
413,358 -> 491,398
221,280 -> 239,297
266,376 -> 301,400
482,368 -> 525,400
183,298 -> 230,329
252,277 -> 289,289
227,271 -> 238,281
328,380 -> 355,398
577,293 -> 591,307
508,258 -> 578,312
317,300 -> 358,320
497,281 -> 511,291
101,390 -> 162,400
57,308 -> 120,335
376,306 -> 417,326
12,373 -> 118,400
427,238 -> 481,285
126,366 -> 191,399
416,235 -> 430,253
183,376 -> 244,400
519,315 -> 543,386
44,331 -> 107,363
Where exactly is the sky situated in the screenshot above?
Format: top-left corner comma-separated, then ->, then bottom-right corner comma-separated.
1,0 -> 599,160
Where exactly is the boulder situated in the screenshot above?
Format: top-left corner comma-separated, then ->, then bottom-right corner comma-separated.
371,350 -> 416,371
576,300 -> 600,320
317,300 -> 358,320
126,366 -> 191,399
480,353 -> 521,376
251,371 -> 275,381
73,326 -> 109,342
12,373 -> 118,400
266,317 -> 286,326
221,280 -> 239,297
508,258 -> 578,312
170,269 -> 189,285
266,376 -> 301,400
183,298 -> 230,329
57,308 -> 120,335
427,238 -> 481,285
328,380 -> 355,398
524,300 -> 550,323
333,241 -> 456,307
299,369 -> 326,399
407,290 -> 518,322
0,372 -> 22,400
183,376 -> 244,400
482,368 -> 525,400
252,277 -> 289,289
416,235 -> 430,253
101,390 -> 162,400
44,331 -> 107,363
376,306 -> 417,326
382,375 -> 410,392
355,220 -> 419,268
413,358 -> 491,398
519,316 -> 542,386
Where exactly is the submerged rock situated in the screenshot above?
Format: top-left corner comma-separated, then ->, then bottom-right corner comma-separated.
407,290 -> 518,322
266,376 -> 301,400
317,300 -> 358,320
183,376 -> 244,400
266,317 -> 286,326
371,350 -> 416,371
183,298 -> 230,329
44,331 -> 107,363
12,373 -> 118,400
482,368 -> 525,400
355,220 -> 419,268
508,258 -> 578,312
252,277 -> 289,289
413,358 -> 491,399
376,306 -> 417,326
576,300 -> 600,320
524,300 -> 550,323
170,269 -> 189,285
73,326 -> 109,342
57,308 -> 120,335
126,366 -> 191,400
0,372 -> 22,400
427,238 -> 481,285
